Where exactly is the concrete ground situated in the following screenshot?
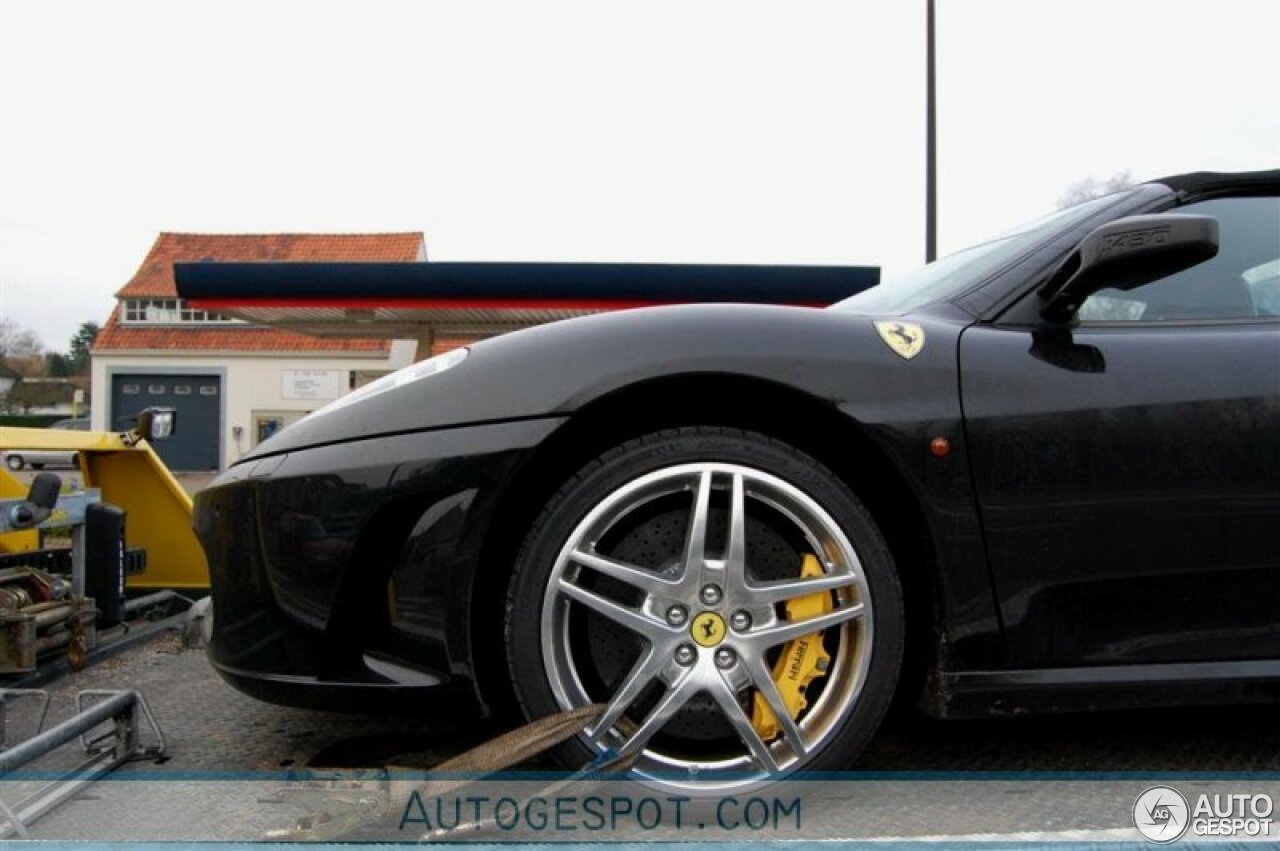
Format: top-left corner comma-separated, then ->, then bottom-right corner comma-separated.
4,630 -> 1280,841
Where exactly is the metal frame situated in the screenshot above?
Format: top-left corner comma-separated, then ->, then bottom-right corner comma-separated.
0,689 -> 49,750
0,688 -> 165,839
0,422 -> 208,590
0,489 -> 102,598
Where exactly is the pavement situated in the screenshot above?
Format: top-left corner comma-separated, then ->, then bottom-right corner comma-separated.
4,630 -> 1280,841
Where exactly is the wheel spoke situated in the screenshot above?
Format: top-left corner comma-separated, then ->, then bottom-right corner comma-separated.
587,646 -> 666,742
570,548 -> 682,594
681,470 -> 714,570
711,678 -> 780,773
744,571 -> 860,606
749,602 -> 865,647
616,676 -> 695,758
724,473 -> 747,574
556,578 -> 666,639
743,656 -> 808,759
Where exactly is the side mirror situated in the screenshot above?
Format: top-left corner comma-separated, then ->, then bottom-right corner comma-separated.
136,407 -> 178,442
1038,214 -> 1219,322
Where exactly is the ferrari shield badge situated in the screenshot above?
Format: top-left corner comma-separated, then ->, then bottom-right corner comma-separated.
874,321 -> 926,360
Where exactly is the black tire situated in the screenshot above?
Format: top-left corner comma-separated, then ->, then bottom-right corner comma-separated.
5,455 -> 23,471
505,426 -> 904,787
30,463 -> 44,470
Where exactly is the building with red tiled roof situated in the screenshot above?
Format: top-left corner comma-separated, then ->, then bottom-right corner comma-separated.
91,233 -> 425,470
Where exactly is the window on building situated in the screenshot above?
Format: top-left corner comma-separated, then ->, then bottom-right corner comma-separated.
121,298 -> 240,324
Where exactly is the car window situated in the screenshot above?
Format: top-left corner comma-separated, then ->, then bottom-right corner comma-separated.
832,193 -> 1127,315
1079,196 -> 1280,322
1243,258 -> 1280,316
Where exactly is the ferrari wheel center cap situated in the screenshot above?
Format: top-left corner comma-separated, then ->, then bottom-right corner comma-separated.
691,611 -> 727,647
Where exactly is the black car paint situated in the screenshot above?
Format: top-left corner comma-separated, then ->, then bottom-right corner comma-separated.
196,420 -> 563,712
193,171 -> 1280,719
199,306 -> 992,712
962,321 -> 1280,666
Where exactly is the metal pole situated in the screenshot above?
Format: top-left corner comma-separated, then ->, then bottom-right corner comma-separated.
0,689 -> 135,773
925,0 -> 938,263
70,525 -> 86,598
123,590 -> 176,615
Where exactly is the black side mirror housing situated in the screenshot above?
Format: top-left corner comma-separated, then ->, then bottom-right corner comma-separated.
1038,213 -> 1219,322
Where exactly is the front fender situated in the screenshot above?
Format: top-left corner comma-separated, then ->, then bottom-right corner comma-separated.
247,303 -> 964,460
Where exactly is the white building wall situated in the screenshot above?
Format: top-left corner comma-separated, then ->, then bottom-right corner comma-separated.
91,340 -> 416,469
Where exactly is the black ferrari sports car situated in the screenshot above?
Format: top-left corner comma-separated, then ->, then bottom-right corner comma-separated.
192,170 -> 1279,792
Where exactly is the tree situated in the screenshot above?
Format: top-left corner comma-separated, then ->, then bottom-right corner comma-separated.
0,319 -> 47,412
67,321 -> 100,375
0,318 -> 43,360
5,380 -> 70,414
1057,170 -> 1136,209
46,352 -> 73,377
3,354 -> 47,379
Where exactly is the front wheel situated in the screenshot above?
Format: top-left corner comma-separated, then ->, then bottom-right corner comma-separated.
5,455 -> 24,471
505,427 -> 903,794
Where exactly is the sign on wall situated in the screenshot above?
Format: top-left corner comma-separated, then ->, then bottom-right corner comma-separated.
281,370 -> 342,400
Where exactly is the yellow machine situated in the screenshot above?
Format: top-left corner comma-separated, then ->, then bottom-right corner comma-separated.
0,424 -> 207,590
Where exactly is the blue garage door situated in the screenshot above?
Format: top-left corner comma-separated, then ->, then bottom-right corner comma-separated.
110,374 -> 221,471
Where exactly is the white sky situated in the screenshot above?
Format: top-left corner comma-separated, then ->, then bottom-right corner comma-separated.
1,0 -> 1276,350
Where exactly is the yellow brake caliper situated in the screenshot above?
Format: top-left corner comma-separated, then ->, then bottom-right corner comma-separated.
751,553 -> 833,741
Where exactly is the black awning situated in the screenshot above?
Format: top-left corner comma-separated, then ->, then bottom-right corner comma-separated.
175,261 -> 879,308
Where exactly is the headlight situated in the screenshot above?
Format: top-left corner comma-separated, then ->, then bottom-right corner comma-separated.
307,347 -> 469,419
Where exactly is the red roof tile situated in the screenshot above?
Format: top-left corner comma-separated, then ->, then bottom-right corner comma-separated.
93,306 -> 391,353
116,232 -> 425,298
97,232 -> 424,354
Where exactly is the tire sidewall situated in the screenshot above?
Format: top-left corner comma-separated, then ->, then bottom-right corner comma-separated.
505,427 -> 904,783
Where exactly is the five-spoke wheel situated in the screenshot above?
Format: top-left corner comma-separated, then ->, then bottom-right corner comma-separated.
507,428 -> 902,794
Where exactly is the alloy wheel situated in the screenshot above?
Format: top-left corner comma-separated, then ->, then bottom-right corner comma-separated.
539,462 -> 873,792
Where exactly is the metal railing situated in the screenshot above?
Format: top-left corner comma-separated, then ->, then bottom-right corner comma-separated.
0,688 -> 165,838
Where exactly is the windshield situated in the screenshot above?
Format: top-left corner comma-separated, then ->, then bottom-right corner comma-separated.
832,192 -> 1128,315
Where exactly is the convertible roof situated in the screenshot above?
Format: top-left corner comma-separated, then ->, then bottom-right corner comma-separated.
174,261 -> 879,338
1150,168 -> 1280,196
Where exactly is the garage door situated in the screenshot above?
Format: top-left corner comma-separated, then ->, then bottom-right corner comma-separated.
110,374 -> 221,471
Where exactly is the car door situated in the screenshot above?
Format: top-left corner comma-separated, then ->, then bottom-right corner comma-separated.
960,194 -> 1280,668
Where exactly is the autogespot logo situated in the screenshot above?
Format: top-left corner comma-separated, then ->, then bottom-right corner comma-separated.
1134,786 -> 1190,843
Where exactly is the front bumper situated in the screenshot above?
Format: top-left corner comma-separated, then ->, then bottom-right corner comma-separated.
193,418 -> 563,714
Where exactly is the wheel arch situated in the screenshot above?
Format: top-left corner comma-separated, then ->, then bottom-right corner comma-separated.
471,372 -> 942,717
